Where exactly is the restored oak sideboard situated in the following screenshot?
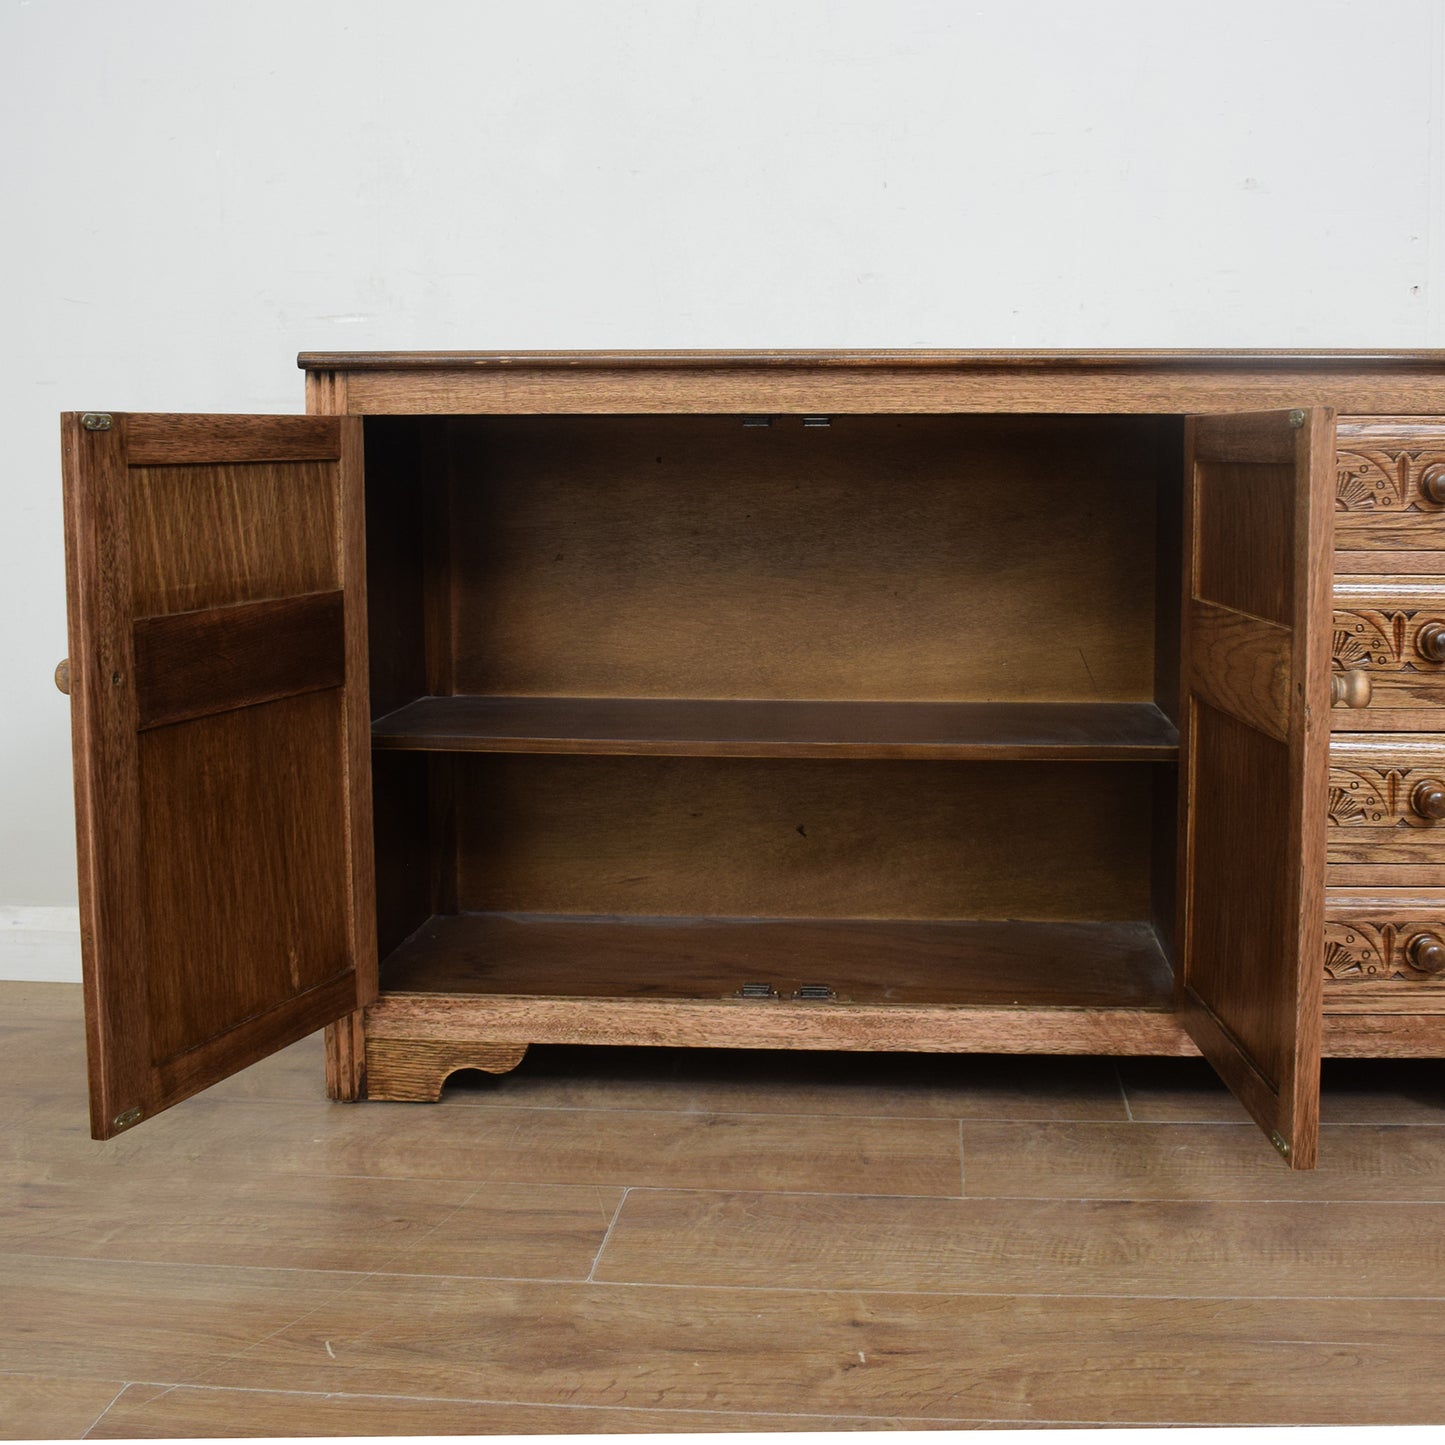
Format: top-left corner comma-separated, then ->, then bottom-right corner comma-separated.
56,350 -> 1445,1168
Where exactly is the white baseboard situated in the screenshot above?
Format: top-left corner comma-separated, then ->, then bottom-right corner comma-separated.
0,906 -> 82,982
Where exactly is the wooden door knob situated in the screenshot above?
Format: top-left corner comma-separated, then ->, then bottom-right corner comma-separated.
1407,932 -> 1445,975
1421,463 -> 1445,506
1411,779 -> 1445,819
1419,622 -> 1445,663
1330,669 -> 1372,708
54,658 -> 71,695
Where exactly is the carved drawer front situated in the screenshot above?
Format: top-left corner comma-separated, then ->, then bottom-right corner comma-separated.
1324,889 -> 1445,1011
1336,416 -> 1445,566
1331,579 -> 1445,730
1328,735 -> 1445,873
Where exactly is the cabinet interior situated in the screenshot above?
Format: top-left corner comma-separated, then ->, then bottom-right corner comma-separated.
365,413 -> 1186,1013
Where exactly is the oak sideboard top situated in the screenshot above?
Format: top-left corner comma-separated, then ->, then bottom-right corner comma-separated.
295,350 -> 1445,415
297,348 -> 1445,370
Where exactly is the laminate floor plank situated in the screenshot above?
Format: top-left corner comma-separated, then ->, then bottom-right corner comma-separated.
1120,1056 -> 1445,1125
191,1274 -> 1445,1426
594,1187 -> 1445,1297
0,1152 -> 618,1278
7,982 -> 1445,1432
0,1253 -> 357,1385
960,1121 -> 1445,1200
204,1033 -> 329,1103
0,1373 -> 125,1441
0,984 -> 88,1129
85,1383 -> 984,1437
7,1095 -> 963,1197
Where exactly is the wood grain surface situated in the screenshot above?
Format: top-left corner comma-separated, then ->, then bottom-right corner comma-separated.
335,365 -> 1445,416
422,415 -> 1163,705
7,982 -> 1445,1434
364,990 -> 1197,1058
1328,733 -> 1445,864
446,754 -> 1163,920
1177,409 -> 1332,1168
88,1387 -> 899,1438
377,913 -> 1174,1008
296,350 -> 1445,421
59,414 -> 373,1139
1335,415 -> 1445,554
128,459 -> 338,616
1330,576 -> 1445,729
132,590 -> 344,729
594,1187 -> 1445,1297
371,695 -> 1180,760
365,1038 -> 528,1101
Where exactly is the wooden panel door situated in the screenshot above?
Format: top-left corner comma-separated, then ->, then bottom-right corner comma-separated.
1179,408 -> 1333,1169
60,413 -> 377,1139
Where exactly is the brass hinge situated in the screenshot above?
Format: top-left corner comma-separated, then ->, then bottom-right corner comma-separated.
112,1105 -> 142,1132
736,981 -> 778,999
81,413 -> 113,431
1270,1130 -> 1290,1158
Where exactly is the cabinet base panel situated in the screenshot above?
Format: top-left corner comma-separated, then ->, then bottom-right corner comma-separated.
365,992 -> 1194,1056
365,1037 -> 528,1102
350,1003 -> 1445,1103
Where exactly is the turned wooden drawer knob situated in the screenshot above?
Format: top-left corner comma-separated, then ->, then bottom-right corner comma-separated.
1418,622 -> 1445,663
1407,932 -> 1445,975
1421,463 -> 1445,506
1411,779 -> 1445,820
54,658 -> 70,695
1330,670 -> 1372,708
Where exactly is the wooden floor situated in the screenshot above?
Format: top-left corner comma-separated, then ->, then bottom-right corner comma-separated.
4,983 -> 1445,1436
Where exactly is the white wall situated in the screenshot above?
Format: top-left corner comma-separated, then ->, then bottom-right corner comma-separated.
3,0 -> 1444,977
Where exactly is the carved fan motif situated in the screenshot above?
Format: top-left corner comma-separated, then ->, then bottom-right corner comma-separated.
1335,457 -> 1399,512
1332,628 -> 1374,667
1323,936 -> 1380,979
1327,785 -> 1370,825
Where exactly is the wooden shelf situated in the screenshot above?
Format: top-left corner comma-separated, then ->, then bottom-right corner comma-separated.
379,913 -> 1175,1011
370,696 -> 1179,761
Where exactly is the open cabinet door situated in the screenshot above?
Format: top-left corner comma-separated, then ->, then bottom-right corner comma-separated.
1179,408 -> 1333,1169
60,414 -> 377,1139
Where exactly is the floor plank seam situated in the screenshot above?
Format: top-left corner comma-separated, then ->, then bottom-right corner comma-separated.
586,1187 -> 630,1282
594,1182 -> 1445,1205
77,1381 -> 129,1440
11,1252 -> 1445,1301
103,1173 -> 974,1199
55,1377 -> 1205,1427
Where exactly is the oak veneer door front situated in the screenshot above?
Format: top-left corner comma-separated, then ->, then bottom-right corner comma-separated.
60,414 -> 377,1139
1179,408 -> 1333,1169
